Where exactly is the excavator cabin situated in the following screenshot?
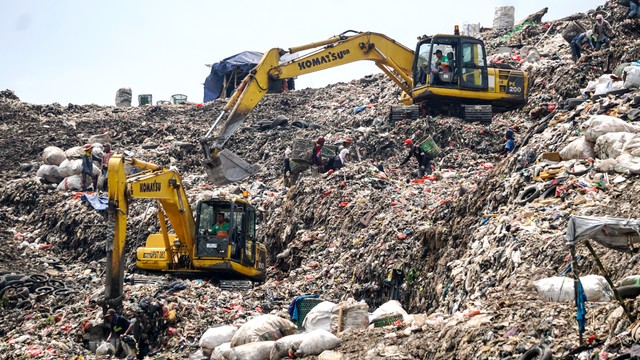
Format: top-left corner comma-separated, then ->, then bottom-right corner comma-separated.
408,29 -> 528,121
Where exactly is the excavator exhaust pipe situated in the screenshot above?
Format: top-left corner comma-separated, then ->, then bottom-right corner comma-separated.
203,148 -> 260,185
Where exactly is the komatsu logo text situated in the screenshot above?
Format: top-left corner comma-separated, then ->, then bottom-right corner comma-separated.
297,49 -> 351,70
139,181 -> 161,193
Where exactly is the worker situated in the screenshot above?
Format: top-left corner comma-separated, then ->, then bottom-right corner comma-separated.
570,30 -> 594,62
592,14 -> 613,51
81,144 -> 100,191
335,148 -> 350,170
629,0 -> 640,18
338,138 -> 353,152
212,213 -> 229,237
430,50 -> 449,85
502,128 -> 516,155
310,136 -> 325,175
101,143 -> 113,191
283,147 -> 292,187
104,308 -> 139,358
399,139 -> 432,177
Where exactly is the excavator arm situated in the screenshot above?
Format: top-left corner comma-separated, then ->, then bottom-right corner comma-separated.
104,154 -> 196,306
202,31 -> 416,184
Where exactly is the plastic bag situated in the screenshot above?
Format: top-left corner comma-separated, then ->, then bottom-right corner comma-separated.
36,164 -> 62,184
533,275 -> 613,302
295,329 -> 340,357
200,326 -> 237,357
95,341 -> 115,356
559,137 -> 596,160
230,315 -> 297,347
624,65 -> 640,89
65,146 -> 84,159
42,146 -> 67,166
225,341 -> 274,360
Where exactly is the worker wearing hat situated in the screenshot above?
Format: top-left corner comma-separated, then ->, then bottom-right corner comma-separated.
592,14 -> 613,51
104,308 -> 140,358
399,138 -> 432,177
81,144 -> 101,191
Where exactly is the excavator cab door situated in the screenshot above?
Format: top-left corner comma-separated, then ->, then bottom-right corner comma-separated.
194,201 -> 231,258
459,39 -> 488,91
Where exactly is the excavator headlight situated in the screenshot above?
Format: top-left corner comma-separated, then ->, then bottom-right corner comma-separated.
173,240 -> 181,247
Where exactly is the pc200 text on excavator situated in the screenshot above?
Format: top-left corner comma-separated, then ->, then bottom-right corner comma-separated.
202,28 -> 529,184
104,155 -> 266,305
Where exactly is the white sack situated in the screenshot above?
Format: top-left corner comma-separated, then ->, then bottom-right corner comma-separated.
493,6 -> 515,30
230,315 -> 297,347
200,326 -> 237,357
594,132 -> 640,159
533,275 -> 613,302
212,342 -> 231,360
624,65 -> 640,89
330,301 -> 369,333
270,333 -> 308,360
303,301 -> 336,332
560,137 -> 596,160
58,159 -> 100,177
224,341 -> 274,360
65,146 -> 84,159
37,164 -> 62,184
57,175 -> 83,191
615,153 -> 640,174
370,300 -> 412,324
582,115 -> 640,142
42,146 -> 67,166
295,329 -> 340,357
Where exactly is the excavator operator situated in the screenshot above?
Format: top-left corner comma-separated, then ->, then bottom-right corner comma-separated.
430,50 -> 450,85
212,213 -> 229,237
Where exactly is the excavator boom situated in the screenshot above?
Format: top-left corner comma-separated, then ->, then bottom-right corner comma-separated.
201,31 -> 416,184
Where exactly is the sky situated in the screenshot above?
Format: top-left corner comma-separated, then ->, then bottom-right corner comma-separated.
1,0 -> 606,106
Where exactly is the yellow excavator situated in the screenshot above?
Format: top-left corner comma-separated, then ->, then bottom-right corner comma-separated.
202,28 -> 528,184
104,155 -> 266,305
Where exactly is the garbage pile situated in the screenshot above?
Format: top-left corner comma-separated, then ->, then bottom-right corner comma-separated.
3,0 -> 640,358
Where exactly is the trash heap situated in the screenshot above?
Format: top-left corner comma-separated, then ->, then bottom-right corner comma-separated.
2,0 -> 640,358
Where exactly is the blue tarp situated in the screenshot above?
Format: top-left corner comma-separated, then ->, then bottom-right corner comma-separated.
203,51 -> 264,102
203,51 -> 297,102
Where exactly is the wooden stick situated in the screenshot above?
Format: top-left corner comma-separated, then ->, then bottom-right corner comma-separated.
337,305 -> 344,334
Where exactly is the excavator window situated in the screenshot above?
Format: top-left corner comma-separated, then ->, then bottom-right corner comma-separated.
460,41 -> 488,90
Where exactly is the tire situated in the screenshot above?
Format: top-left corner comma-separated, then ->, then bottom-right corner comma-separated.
566,160 -> 592,176
42,257 -> 60,266
540,185 -> 558,200
360,74 -> 377,84
34,286 -> 55,296
48,279 -> 66,289
28,274 -> 49,284
617,285 -> 640,299
270,115 -> 289,129
291,120 -> 309,129
4,280 -> 25,289
0,275 -> 5,290
3,274 -> 25,282
53,288 -> 75,297
516,186 -> 541,205
519,344 -> 552,360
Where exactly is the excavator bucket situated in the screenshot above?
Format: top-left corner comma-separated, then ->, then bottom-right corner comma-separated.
204,149 -> 260,185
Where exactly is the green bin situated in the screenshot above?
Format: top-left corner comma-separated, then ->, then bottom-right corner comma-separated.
293,298 -> 324,328
138,94 -> 152,106
418,136 -> 441,158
